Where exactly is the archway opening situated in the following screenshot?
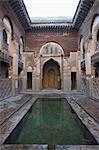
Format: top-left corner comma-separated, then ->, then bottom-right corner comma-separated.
71,72 -> 77,90
42,59 -> 61,89
27,72 -> 32,89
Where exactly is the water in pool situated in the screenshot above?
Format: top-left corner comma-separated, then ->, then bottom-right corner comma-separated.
16,98 -> 93,145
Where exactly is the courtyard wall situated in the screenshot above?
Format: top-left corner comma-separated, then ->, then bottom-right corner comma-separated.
25,31 -> 78,56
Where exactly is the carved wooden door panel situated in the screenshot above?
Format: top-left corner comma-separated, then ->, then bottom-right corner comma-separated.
42,59 -> 61,89
48,69 -> 55,88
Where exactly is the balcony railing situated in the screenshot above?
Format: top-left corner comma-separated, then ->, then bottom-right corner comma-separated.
18,54 -> 23,70
81,60 -> 85,70
18,59 -> 23,70
0,50 -> 12,66
19,54 -> 22,60
82,53 -> 85,59
91,51 -> 99,65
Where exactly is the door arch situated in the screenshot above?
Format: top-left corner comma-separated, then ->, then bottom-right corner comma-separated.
42,59 -> 61,89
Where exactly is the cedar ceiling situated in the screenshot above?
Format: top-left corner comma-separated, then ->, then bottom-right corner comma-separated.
8,0 -> 95,32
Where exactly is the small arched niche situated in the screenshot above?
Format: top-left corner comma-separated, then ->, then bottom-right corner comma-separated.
27,66 -> 32,89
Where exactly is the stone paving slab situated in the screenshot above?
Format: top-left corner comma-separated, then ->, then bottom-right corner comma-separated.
0,145 -> 99,150
55,145 -> 99,150
70,95 -> 99,123
0,144 -> 48,150
66,96 -> 99,144
0,92 -> 99,149
0,96 -> 37,144
0,94 -> 32,125
21,90 -> 82,96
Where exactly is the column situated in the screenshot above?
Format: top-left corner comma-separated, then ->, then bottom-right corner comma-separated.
12,39 -> 18,96
91,65 -> 95,78
91,65 -> 96,97
85,52 -> 91,78
0,19 -> 3,50
85,39 -> 93,96
22,53 -> 27,92
77,51 -> 82,91
61,55 -> 64,89
40,55 -> 42,90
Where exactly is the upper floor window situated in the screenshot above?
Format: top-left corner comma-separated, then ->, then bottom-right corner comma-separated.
18,45 -> 21,58
55,47 -> 57,54
20,37 -> 24,50
3,16 -> 13,43
91,15 -> 99,52
45,47 -> 48,54
2,29 -> 8,51
97,29 -> 99,42
83,45 -> 85,59
18,36 -> 24,60
91,15 -> 99,34
95,69 -> 98,78
80,36 -> 85,59
3,29 -> 7,44
50,47 -> 53,54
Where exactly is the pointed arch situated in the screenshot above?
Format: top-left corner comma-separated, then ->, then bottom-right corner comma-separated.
91,14 -> 99,33
3,15 -> 13,40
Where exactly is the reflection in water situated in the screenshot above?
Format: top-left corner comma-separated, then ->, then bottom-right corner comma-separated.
16,98 -> 93,145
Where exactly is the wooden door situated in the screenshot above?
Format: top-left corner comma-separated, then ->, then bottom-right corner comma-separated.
42,59 -> 61,89
71,72 -> 76,90
48,69 -> 55,88
27,72 -> 32,89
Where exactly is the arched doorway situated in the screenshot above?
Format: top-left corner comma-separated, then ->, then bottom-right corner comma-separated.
42,59 -> 61,89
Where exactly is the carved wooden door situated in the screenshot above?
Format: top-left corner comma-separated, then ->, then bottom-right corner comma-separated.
48,69 -> 55,88
42,59 -> 61,89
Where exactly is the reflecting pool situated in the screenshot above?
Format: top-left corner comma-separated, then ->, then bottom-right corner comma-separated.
15,98 -> 96,145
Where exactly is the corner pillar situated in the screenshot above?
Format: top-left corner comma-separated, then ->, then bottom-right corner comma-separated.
12,39 -> 18,96
0,19 -> 3,50
85,52 -> 91,77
